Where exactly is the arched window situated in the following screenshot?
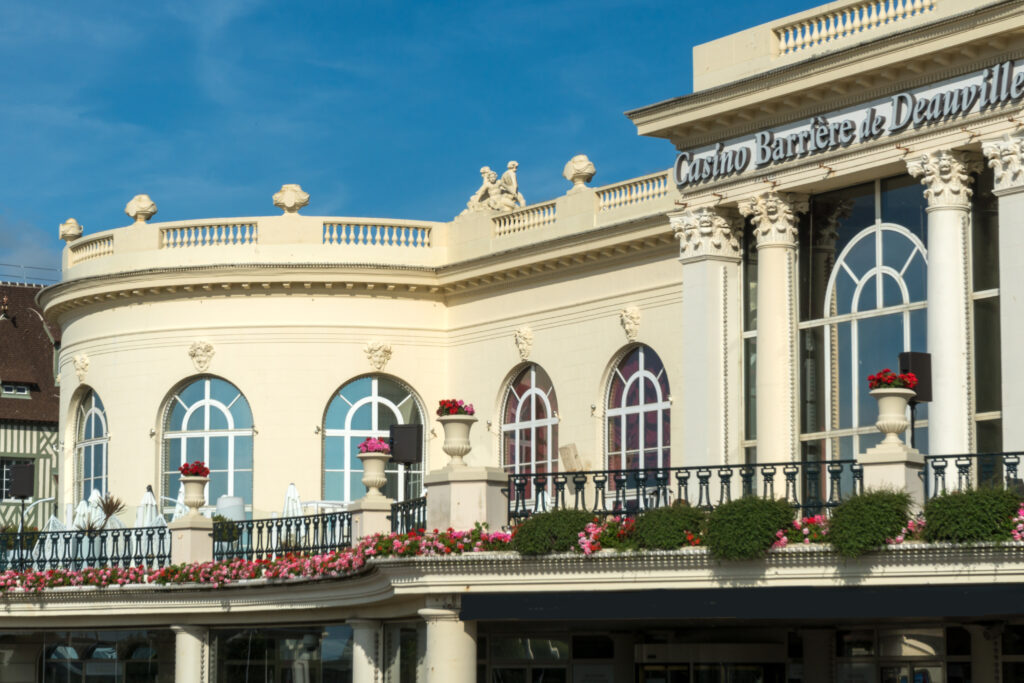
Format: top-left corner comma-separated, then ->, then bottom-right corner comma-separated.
323,376 -> 424,504
163,377 -> 253,507
501,365 -> 558,479
76,390 -> 109,499
605,345 -> 671,470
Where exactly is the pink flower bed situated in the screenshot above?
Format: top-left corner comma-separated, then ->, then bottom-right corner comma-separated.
0,527 -> 512,594
772,514 -> 829,549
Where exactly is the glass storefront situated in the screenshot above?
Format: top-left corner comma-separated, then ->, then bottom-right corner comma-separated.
0,629 -> 174,683
211,626 -> 353,683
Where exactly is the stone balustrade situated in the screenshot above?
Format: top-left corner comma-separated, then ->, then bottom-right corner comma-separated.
59,170 -> 677,281
775,0 -> 936,56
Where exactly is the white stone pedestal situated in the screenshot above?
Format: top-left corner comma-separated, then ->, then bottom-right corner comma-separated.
168,516 -> 213,565
349,496 -> 393,539
424,466 -> 508,531
859,441 -> 925,510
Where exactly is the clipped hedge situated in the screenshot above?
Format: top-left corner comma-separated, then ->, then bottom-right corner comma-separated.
705,496 -> 794,560
923,487 -> 1021,544
827,489 -> 910,558
633,503 -> 707,550
511,509 -> 592,556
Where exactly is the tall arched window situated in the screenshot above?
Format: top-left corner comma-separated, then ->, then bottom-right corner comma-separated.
163,378 -> 253,507
323,376 -> 424,504
605,345 -> 671,470
502,365 -> 558,480
76,390 -> 109,499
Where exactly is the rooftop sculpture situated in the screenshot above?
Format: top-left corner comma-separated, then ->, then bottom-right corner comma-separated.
462,161 -> 526,214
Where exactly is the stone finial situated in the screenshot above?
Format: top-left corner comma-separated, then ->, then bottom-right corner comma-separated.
906,150 -> 982,208
125,195 -> 158,224
364,341 -> 392,371
563,154 -> 596,193
738,192 -> 808,248
619,307 -> 641,341
273,184 -> 310,214
514,326 -> 534,360
982,134 -> 1024,193
670,207 -> 742,262
59,218 -> 83,242
188,341 -> 215,372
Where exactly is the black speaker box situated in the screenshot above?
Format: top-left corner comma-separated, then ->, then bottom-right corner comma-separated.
389,424 -> 423,464
9,463 -> 34,499
898,351 -> 932,403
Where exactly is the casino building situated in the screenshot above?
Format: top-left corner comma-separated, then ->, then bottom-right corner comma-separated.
6,0 -> 1024,681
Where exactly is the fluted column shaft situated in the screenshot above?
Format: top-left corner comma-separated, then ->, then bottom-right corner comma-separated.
908,150 -> 980,456
739,193 -> 807,463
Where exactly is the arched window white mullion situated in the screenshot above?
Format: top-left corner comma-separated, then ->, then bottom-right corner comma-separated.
604,346 -> 671,470
502,365 -> 559,493
77,392 -> 109,499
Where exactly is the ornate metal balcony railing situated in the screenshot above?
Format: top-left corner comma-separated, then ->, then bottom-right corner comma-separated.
923,452 -> 1023,500
390,496 -> 427,534
507,460 -> 863,524
0,526 -> 172,571
212,511 -> 353,561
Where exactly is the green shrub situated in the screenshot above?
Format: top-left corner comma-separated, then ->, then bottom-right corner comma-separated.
211,515 -> 242,543
705,497 -> 794,560
923,487 -> 1021,544
511,509 -> 592,556
633,503 -> 707,550
828,489 -> 910,558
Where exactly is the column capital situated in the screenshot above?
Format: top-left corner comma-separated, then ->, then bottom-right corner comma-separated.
418,607 -> 462,623
813,198 -> 853,252
670,207 -> 743,263
738,192 -> 808,249
982,133 -> 1024,195
906,149 -> 982,209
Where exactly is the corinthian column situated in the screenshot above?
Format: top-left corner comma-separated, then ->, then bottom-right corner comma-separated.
983,134 -> 1024,452
738,192 -> 808,463
907,150 -> 981,456
670,207 -> 743,466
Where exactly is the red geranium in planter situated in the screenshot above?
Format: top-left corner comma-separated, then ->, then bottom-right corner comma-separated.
179,461 -> 211,478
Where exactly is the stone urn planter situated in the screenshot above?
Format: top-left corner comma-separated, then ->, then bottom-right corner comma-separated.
180,475 -> 209,517
437,415 -> 478,467
358,450 -> 391,498
870,387 -> 916,446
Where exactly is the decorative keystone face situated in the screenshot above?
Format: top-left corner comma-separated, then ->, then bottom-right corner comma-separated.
670,207 -> 741,261
562,154 -> 596,192
982,134 -> 1024,193
273,184 -> 310,214
513,326 -> 533,360
125,195 -> 158,223
59,218 -> 83,242
73,354 -> 89,382
738,192 -> 808,247
619,307 -> 641,342
188,341 -> 215,372
364,341 -> 392,371
906,150 -> 981,208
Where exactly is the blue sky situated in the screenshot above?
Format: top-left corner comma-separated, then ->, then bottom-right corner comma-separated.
0,0 -> 817,283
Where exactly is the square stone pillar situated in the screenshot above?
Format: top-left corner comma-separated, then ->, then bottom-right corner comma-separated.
349,497 -> 394,539
859,441 -> 925,510
983,135 -> 1024,452
424,466 -> 508,531
670,208 -> 744,467
168,516 -> 213,565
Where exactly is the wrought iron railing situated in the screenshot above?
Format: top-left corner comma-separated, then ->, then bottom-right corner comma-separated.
923,452 -> 1023,500
213,511 -> 353,561
390,496 -> 427,534
0,526 -> 172,571
507,460 -> 863,524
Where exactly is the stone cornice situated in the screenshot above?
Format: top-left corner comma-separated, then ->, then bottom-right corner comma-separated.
3,544 -> 1024,624
627,0 -> 1024,147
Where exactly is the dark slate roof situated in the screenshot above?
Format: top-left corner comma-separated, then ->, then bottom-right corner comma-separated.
0,283 -> 60,424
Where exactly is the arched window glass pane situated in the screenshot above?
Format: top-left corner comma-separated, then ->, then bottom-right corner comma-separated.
605,346 -> 671,470
502,365 -> 559,497
76,390 -> 109,500
163,378 -> 254,508
323,376 -> 424,504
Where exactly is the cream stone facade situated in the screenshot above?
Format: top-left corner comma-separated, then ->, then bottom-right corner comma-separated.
8,1 -> 1024,681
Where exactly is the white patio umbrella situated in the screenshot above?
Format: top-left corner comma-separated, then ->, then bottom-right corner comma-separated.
86,489 -> 106,527
40,515 -> 65,532
282,483 -> 303,518
72,500 -> 91,530
135,486 -> 161,527
170,487 -> 189,522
